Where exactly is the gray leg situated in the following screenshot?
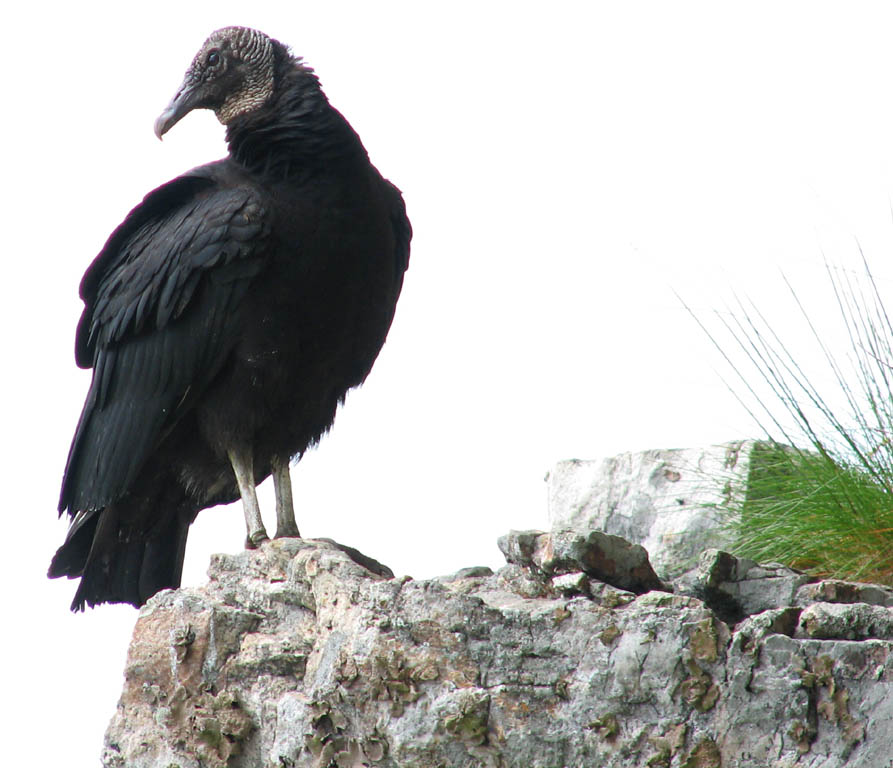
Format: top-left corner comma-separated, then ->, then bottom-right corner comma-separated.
228,446 -> 269,548
272,455 -> 300,538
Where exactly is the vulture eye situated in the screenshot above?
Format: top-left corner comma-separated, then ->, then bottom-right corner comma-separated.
207,50 -> 220,67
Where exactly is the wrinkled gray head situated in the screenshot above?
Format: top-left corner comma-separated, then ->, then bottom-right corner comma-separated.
154,27 -> 276,139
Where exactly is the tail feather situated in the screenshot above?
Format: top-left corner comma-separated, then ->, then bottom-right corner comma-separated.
49,499 -> 192,611
48,513 -> 98,580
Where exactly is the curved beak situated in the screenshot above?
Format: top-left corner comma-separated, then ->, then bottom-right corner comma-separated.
154,78 -> 202,140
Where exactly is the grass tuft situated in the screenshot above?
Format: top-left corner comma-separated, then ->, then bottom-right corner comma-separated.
687,256 -> 893,585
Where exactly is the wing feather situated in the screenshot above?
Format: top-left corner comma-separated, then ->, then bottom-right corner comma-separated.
59,170 -> 270,515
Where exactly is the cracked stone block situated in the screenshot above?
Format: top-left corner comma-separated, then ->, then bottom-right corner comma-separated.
795,580 -> 893,609
675,549 -> 810,624
499,528 -> 667,595
797,602 -> 893,640
546,441 -> 769,579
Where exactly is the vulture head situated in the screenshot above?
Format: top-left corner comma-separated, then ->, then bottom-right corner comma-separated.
154,27 -> 276,139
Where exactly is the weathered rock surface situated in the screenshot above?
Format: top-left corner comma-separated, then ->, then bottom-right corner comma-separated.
103,536 -> 893,768
546,441 -> 761,578
675,548 -> 811,624
676,549 -> 893,630
497,528 -> 668,594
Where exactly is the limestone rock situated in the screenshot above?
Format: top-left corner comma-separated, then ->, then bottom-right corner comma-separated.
796,579 -> 893,609
797,602 -> 893,641
497,528 -> 667,594
546,441 -> 760,578
103,535 -> 893,768
675,548 -> 811,623
673,549 -> 893,639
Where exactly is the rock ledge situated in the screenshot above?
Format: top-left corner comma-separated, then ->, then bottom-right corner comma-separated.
103,536 -> 893,768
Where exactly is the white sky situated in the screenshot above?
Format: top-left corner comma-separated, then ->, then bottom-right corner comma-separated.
6,1 -> 893,763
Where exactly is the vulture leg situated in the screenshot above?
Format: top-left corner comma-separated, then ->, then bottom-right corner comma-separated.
227,446 -> 269,547
272,455 -> 301,538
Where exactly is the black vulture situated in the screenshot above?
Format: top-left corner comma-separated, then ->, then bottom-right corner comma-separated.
48,27 -> 411,610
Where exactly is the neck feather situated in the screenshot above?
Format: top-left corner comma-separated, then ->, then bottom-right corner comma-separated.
225,51 -> 366,178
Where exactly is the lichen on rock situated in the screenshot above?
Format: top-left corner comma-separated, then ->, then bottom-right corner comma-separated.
100,532 -> 893,768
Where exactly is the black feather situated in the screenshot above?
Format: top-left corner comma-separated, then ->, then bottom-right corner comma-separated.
51,29 -> 410,610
